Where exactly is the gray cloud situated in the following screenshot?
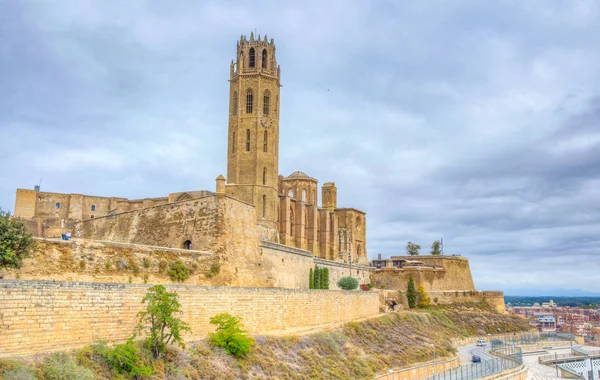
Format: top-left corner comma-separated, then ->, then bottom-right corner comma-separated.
1,0 -> 599,293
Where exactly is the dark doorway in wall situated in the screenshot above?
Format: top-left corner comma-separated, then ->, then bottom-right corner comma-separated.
183,240 -> 192,250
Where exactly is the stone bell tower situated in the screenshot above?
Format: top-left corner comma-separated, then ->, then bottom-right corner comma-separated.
226,32 -> 281,231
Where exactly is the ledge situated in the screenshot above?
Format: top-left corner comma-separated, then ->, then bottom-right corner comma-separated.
259,241 -> 313,257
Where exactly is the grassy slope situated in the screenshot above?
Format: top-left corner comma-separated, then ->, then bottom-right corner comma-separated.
0,303 -> 532,380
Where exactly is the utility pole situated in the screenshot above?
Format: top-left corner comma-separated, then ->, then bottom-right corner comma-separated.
441,238 -> 444,255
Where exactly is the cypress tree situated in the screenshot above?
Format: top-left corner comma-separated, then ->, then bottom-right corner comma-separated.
407,276 -> 417,309
309,268 -> 314,289
323,268 -> 330,289
314,266 -> 321,289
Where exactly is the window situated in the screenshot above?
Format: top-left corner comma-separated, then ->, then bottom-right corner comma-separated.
356,216 -> 361,230
262,195 -> 266,218
302,189 -> 307,202
263,167 -> 267,185
304,210 -> 308,238
249,47 -> 255,68
55,202 -> 61,209
288,189 -> 294,198
313,189 -> 316,204
232,131 -> 236,154
232,91 -> 238,115
263,90 -> 270,116
262,49 -> 268,69
90,215 -> 94,219
357,244 -> 362,257
91,205 -> 96,212
246,129 -> 251,151
289,207 -> 294,236
263,131 -> 268,152
246,89 -> 253,114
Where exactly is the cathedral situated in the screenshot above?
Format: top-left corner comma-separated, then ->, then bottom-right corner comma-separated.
13,33 -> 368,265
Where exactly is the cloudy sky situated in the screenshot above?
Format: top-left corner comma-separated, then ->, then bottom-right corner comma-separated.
1,1 -> 599,295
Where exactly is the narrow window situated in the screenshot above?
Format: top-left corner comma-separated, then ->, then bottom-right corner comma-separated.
304,210 -> 308,238
275,95 -> 279,117
232,131 -> 236,154
263,131 -> 268,152
91,205 -> 96,212
313,189 -> 316,204
288,189 -> 294,198
56,202 -> 61,209
262,49 -> 268,69
263,90 -> 270,116
263,167 -> 267,185
249,47 -> 255,68
246,129 -> 251,151
232,91 -> 238,115
262,194 -> 266,218
246,89 -> 253,114
290,207 -> 294,236
302,189 -> 307,202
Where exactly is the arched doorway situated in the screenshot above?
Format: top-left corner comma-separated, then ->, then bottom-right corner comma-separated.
183,240 -> 192,250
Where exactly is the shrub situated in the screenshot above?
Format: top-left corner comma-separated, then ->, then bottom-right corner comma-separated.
359,284 -> 370,291
407,276 -> 417,308
337,277 -> 358,290
3,367 -> 36,380
42,352 -> 95,380
168,260 -> 191,282
143,273 -> 149,284
0,209 -> 35,269
104,339 -> 153,378
417,285 -> 431,307
205,261 -> 220,278
132,285 -> 191,359
104,262 -> 112,271
158,260 -> 168,274
132,265 -> 140,276
209,313 -> 254,358
142,258 -> 151,268
79,260 -> 86,270
309,268 -> 314,289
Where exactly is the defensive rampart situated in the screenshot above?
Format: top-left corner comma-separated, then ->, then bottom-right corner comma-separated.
0,280 -> 381,357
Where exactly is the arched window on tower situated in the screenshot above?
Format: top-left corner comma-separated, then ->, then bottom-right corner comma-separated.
262,194 -> 266,218
232,131 -> 236,154
246,89 -> 253,114
246,129 -> 251,151
263,167 -> 267,185
289,206 -> 294,236
232,91 -> 238,115
263,90 -> 270,116
302,189 -> 307,202
287,189 -> 294,199
249,47 -> 255,68
263,131 -> 268,152
304,209 -> 308,239
262,49 -> 268,69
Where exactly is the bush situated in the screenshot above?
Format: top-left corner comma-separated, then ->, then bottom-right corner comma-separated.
205,261 -> 220,278
168,260 -> 191,282
158,260 -> 168,274
3,367 -> 36,380
417,285 -> 431,307
209,313 -> 254,358
42,352 -> 95,380
407,276 -> 417,308
0,209 -> 35,269
337,277 -> 358,290
359,284 -> 370,291
104,340 -> 153,378
142,258 -> 151,268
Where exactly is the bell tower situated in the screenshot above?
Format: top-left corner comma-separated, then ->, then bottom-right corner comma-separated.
226,32 -> 281,230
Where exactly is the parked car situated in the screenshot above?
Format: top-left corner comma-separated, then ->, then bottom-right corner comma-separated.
476,339 -> 487,346
472,355 -> 481,363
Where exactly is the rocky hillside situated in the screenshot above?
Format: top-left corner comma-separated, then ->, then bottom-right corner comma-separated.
0,303 -> 531,380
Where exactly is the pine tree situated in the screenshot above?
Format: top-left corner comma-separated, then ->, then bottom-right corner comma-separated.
309,268 -> 314,289
314,266 -> 321,289
407,276 -> 417,309
417,285 -> 431,307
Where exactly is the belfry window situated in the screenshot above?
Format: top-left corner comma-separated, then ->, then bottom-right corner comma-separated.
263,131 -> 268,152
302,189 -> 307,202
232,131 -> 236,154
263,90 -> 270,116
249,48 -> 255,68
288,189 -> 294,198
262,49 -> 268,69
246,129 -> 251,151
246,89 -> 253,114
263,167 -> 267,185
232,91 -> 238,115
289,207 -> 294,236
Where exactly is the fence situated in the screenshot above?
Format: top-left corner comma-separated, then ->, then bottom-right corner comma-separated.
424,345 -> 523,380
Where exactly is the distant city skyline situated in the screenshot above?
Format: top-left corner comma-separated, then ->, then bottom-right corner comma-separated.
0,1 -> 599,292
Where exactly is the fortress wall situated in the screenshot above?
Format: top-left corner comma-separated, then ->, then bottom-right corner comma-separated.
0,280 -> 381,357
371,256 -> 476,292
393,290 -> 505,313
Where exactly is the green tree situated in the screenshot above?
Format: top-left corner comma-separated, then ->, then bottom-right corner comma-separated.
167,259 -> 191,282
417,285 -> 431,307
132,285 -> 191,359
209,313 -> 254,357
406,241 -> 421,256
337,277 -> 358,290
322,268 -> 330,289
0,209 -> 35,269
104,339 -> 153,378
309,268 -> 314,289
431,240 -> 441,255
407,276 -> 417,308
314,266 -> 321,289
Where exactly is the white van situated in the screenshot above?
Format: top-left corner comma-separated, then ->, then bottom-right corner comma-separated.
476,339 -> 487,347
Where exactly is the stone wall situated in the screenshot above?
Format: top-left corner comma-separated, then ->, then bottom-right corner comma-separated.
371,256 -> 476,291
0,280 -> 381,357
390,290 -> 505,313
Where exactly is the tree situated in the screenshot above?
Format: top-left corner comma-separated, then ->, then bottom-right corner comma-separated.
417,285 -> 431,307
337,277 -> 358,290
132,285 -> 191,359
407,276 -> 417,308
431,240 -> 441,256
314,266 -> 321,289
406,241 -> 421,256
0,209 -> 35,269
322,268 -> 330,289
309,268 -> 314,289
209,313 -> 254,357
